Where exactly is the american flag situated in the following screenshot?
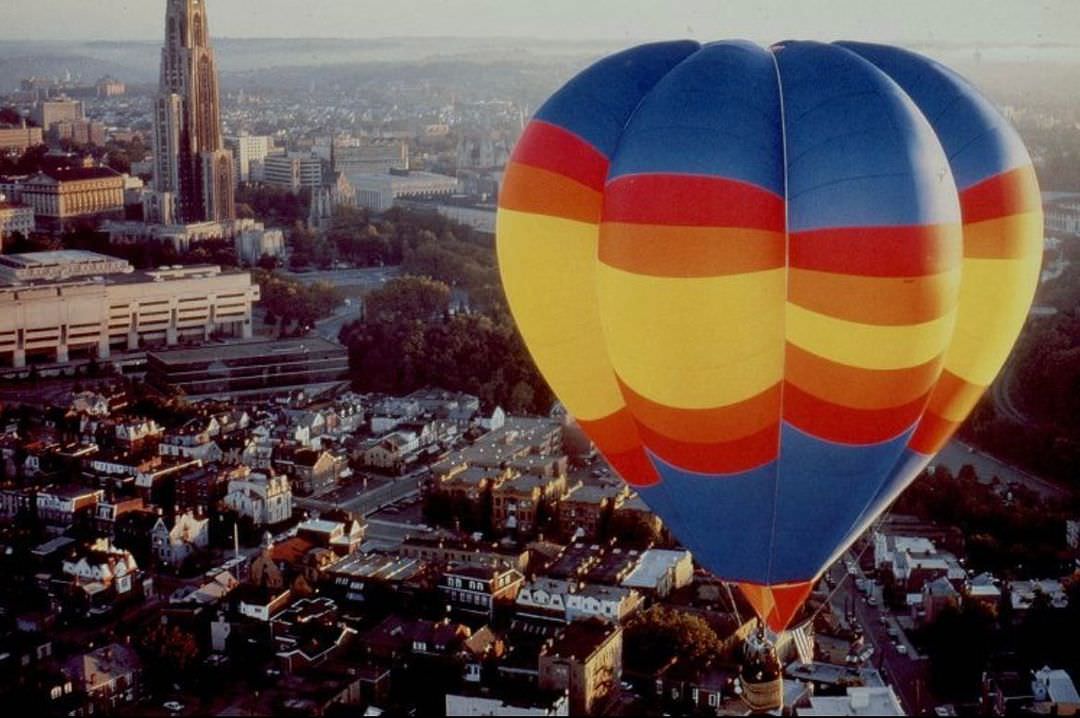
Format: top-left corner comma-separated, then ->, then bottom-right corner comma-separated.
791,620 -> 815,665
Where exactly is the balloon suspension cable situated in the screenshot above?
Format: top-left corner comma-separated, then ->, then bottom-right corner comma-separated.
802,507 -> 899,629
723,581 -> 743,627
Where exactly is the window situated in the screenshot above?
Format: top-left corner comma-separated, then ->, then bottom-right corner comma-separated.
708,694 -> 719,708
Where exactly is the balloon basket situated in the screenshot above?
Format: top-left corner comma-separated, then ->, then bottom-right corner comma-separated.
738,626 -> 784,713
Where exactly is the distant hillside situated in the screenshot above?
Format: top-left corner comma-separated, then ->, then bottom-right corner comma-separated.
0,37 -> 621,91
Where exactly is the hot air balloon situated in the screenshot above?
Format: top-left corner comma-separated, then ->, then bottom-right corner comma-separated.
496,40 -> 1042,636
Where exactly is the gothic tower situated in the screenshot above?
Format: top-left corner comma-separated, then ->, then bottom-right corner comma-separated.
152,0 -> 235,223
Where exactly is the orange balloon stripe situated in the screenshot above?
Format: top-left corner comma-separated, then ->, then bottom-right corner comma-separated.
604,447 -> 663,488
925,370 -> 986,419
598,223 -> 786,277
790,224 -> 962,277
788,268 -> 959,326
963,212 -> 1045,260
908,409 -> 961,455
782,381 -> 931,445
499,162 -> 604,224
577,406 -> 651,456
617,377 -> 782,444
577,408 -> 661,487
959,164 -> 1041,225
603,174 -> 786,231
784,343 -> 944,410
636,420 -> 780,475
509,120 -> 610,192
739,580 -> 815,633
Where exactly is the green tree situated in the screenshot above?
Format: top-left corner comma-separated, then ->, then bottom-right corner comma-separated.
364,276 -> 452,322
624,607 -> 722,673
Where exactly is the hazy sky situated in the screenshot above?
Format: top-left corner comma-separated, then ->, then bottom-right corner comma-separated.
0,0 -> 1077,45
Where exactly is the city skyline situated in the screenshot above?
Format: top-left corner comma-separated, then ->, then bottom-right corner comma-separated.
0,0 -> 1078,46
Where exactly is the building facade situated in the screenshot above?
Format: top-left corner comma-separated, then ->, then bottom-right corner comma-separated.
0,203 -> 34,241
152,0 -> 235,223
0,126 -> 44,153
351,170 -> 459,211
0,251 -> 257,368
538,621 -> 623,716
32,98 -> 84,130
19,166 -> 125,232
146,337 -> 348,399
262,153 -> 324,193
226,133 -> 275,183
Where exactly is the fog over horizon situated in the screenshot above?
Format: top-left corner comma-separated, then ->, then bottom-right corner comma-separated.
1,0 -> 1079,48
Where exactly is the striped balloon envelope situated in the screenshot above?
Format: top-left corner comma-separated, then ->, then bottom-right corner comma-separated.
496,40 -> 1042,632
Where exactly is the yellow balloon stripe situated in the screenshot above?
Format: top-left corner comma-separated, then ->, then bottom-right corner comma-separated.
786,303 -> 958,372
496,209 -> 626,421
596,263 -> 786,410
963,211 -> 1044,259
940,251 -> 1042,388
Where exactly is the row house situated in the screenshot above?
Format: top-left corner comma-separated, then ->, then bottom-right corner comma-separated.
362,431 -> 421,473
440,563 -> 525,620
538,619 -> 623,716
275,448 -> 349,495
92,497 -> 145,537
399,533 -> 531,573
324,553 -> 433,610
177,464 -> 247,514
0,487 -> 34,521
516,578 -> 644,625
113,419 -> 164,453
492,473 -> 569,535
405,388 -> 481,425
559,483 -> 630,540
36,485 -> 103,534
361,615 -> 472,663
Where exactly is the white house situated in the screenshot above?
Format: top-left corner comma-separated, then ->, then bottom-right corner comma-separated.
224,472 -> 293,526
151,511 -> 210,567
516,578 -> 643,624
621,549 -> 694,598
62,539 -> 138,596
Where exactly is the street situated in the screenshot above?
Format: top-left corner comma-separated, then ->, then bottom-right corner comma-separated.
936,439 -> 1070,502
826,556 -> 935,715
282,265 -> 400,290
294,470 -> 425,517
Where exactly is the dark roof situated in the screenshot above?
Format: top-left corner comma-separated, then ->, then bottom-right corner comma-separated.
39,165 -> 122,182
543,619 -> 619,662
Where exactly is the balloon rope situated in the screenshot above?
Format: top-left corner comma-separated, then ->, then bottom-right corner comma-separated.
723,580 -> 744,627
803,507 -> 895,629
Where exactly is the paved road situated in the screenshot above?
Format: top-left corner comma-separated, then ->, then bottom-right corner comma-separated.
990,359 -> 1034,427
283,265 -> 400,289
295,471 -> 424,517
936,439 -> 1070,502
364,518 -> 428,550
829,557 -> 934,715
314,300 -> 363,343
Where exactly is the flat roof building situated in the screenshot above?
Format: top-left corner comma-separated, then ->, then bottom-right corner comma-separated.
0,251 -> 257,369
351,170 -> 459,211
147,337 -> 348,399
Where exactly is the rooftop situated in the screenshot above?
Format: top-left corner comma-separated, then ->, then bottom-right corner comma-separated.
798,686 -> 905,716
149,337 -> 344,365
542,619 -> 618,662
